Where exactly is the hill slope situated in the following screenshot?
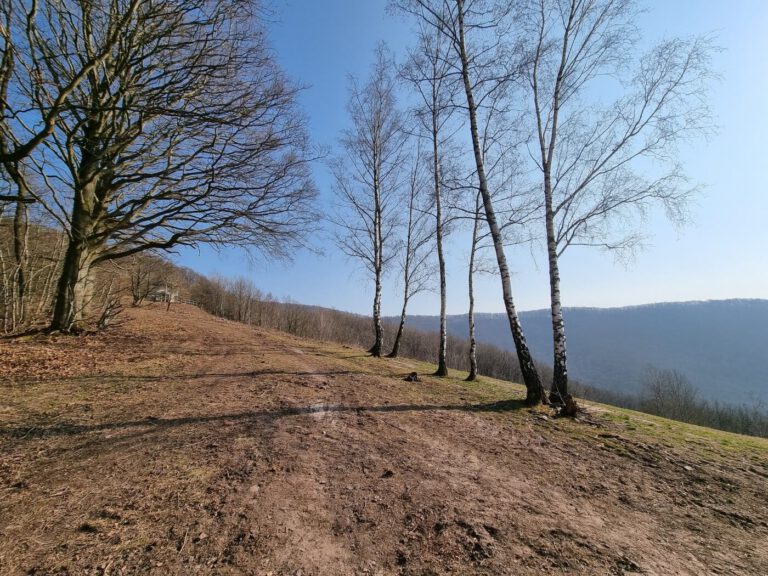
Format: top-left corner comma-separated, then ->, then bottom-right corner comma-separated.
1,304 -> 767,575
403,299 -> 768,404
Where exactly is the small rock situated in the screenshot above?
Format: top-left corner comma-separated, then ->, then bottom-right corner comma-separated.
683,465 -> 694,472
381,469 -> 394,479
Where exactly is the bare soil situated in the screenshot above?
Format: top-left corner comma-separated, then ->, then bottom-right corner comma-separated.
1,304 -> 767,575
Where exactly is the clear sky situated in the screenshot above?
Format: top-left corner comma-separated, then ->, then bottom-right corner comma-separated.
176,0 -> 768,316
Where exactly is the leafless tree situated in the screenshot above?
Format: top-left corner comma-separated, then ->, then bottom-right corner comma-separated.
400,22 -> 462,374
641,368 -> 699,422
394,0 -> 547,404
0,0 -> 142,167
463,101 -> 536,381
9,0 -> 315,332
332,45 -> 408,357
125,254 -> 170,306
466,190 -> 484,380
518,0 -> 715,401
388,146 -> 434,358
0,213 -> 65,331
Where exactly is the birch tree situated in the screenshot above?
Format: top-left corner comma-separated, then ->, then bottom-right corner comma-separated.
333,46 -> 407,357
401,23 -> 460,375
12,0 -> 315,332
395,0 -> 548,404
466,190 -> 483,380
519,0 -> 714,401
388,147 -> 434,358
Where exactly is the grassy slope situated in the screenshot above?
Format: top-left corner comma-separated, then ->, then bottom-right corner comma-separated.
1,304 -> 766,575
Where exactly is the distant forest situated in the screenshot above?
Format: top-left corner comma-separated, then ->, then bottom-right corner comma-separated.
402,301 -> 768,405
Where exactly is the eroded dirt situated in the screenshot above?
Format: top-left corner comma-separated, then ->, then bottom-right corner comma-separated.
1,304 -> 767,575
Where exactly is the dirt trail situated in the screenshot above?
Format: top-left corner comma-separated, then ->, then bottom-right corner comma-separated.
1,304 -> 767,575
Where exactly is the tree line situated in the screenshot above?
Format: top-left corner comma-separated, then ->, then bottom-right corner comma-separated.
333,0 -> 714,407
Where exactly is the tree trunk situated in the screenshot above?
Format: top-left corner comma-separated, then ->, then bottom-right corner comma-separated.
466,192 -> 482,381
388,299 -> 408,358
50,238 -> 95,332
12,193 -> 28,325
455,0 -> 546,404
50,181 -> 98,332
545,179 -> 568,401
432,107 -> 449,376
369,151 -> 384,357
2,159 -> 31,329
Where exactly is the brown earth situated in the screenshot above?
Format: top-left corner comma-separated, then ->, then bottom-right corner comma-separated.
1,303 -> 767,575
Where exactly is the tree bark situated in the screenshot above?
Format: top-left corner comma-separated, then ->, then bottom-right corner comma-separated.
388,298 -> 408,358
369,149 -> 384,357
455,0 -> 546,404
50,172 -> 99,332
432,105 -> 449,376
12,192 -> 28,325
545,178 -> 568,401
466,192 -> 482,381
50,237 -> 95,332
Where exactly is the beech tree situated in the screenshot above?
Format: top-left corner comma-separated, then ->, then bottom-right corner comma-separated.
11,0 -> 315,332
519,0 -> 714,400
332,46 -> 407,357
395,0 -> 547,404
0,0 -> 142,166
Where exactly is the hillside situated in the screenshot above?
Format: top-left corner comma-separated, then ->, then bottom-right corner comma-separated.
403,299 -> 768,404
1,304 -> 767,575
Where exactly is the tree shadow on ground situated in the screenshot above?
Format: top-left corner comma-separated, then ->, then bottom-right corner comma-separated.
0,399 -> 529,441
3,370 -> 368,386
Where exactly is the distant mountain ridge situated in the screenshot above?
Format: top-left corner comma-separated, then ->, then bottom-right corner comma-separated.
399,299 -> 768,404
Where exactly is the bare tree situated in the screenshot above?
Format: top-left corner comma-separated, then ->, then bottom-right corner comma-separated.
519,0 -> 715,401
388,146 -> 434,358
11,0 -> 315,332
463,103 -> 536,381
125,254 -> 168,306
0,0 -> 141,167
395,0 -> 547,404
332,45 -> 407,357
641,368 -> 699,422
401,22 -> 461,375
466,190 -> 484,380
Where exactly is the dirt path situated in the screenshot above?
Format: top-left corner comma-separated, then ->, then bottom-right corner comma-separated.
1,304 -> 767,575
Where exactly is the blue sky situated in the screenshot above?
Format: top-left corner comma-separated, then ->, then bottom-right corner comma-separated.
177,0 -> 768,316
